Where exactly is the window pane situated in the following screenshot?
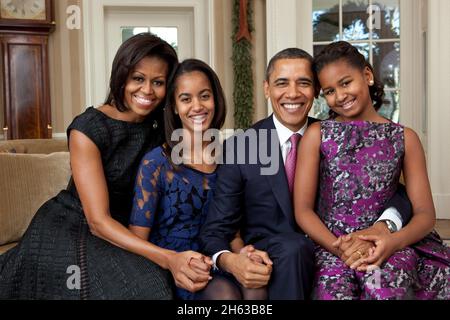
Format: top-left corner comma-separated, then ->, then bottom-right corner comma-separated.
121,27 -> 149,43
149,27 -> 179,53
352,42 -> 370,60
313,0 -> 340,42
312,95 -> 331,120
372,0 -> 400,39
342,0 -> 370,41
372,41 -> 400,89
379,90 -> 399,122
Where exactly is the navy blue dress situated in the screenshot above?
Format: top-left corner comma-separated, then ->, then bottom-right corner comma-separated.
130,146 -> 217,300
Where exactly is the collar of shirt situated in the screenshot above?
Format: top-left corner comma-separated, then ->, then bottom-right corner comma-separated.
272,115 -> 308,163
272,114 -> 308,148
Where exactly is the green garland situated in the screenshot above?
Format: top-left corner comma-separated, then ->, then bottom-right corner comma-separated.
232,0 -> 254,129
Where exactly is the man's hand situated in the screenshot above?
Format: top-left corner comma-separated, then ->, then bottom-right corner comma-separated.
240,245 -> 273,266
218,251 -> 272,289
332,222 -> 391,268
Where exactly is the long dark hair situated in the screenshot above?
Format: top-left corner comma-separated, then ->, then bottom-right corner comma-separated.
313,41 -> 385,117
104,33 -> 179,113
164,59 -> 227,151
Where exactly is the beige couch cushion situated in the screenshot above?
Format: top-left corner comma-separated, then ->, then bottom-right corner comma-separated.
0,152 -> 71,246
0,139 -> 68,154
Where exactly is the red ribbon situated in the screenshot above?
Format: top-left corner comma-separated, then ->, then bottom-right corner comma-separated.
236,0 -> 252,42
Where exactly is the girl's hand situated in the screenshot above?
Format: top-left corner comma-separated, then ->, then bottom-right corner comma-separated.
332,222 -> 390,267
333,235 -> 375,268
188,256 -> 213,275
239,244 -> 255,255
167,251 -> 212,292
353,234 -> 400,272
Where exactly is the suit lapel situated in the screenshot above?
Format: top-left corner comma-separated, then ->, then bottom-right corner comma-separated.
260,116 -> 293,220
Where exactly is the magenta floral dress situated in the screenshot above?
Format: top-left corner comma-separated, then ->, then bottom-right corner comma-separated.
313,120 -> 450,300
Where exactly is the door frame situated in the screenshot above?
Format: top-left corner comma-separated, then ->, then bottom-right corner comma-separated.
104,7 -> 195,81
82,0 -> 213,107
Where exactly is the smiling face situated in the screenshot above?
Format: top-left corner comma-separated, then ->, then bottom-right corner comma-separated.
318,59 -> 376,121
174,71 -> 215,134
264,58 -> 315,132
123,56 -> 168,122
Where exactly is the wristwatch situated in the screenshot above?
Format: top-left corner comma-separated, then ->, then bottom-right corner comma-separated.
379,219 -> 397,233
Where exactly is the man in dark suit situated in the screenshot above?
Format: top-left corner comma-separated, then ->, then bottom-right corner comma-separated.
199,48 -> 411,300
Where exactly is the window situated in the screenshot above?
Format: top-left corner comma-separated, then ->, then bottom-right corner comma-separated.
312,0 -> 400,122
121,26 -> 179,53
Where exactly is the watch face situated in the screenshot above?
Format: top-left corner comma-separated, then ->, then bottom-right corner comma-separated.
0,0 -> 46,20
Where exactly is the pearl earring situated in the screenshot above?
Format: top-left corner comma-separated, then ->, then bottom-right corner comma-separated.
369,80 -> 374,86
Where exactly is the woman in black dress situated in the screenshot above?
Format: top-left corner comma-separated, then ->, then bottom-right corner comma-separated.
0,33 -> 178,300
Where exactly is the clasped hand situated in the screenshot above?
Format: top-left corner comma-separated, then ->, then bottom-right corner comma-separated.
332,223 -> 399,272
226,245 -> 273,289
168,251 -> 212,293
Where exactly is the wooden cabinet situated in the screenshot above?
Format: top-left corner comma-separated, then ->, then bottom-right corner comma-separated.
0,0 -> 54,139
1,32 -> 51,139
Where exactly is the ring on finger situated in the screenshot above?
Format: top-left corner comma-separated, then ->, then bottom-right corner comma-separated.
355,250 -> 364,259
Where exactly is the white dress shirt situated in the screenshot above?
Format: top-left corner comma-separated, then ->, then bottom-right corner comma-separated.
272,114 -> 308,163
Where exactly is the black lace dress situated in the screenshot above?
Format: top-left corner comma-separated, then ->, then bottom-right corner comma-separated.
0,107 -> 173,300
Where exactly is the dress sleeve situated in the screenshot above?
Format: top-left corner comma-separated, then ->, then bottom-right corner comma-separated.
129,151 -> 163,228
66,108 -> 110,154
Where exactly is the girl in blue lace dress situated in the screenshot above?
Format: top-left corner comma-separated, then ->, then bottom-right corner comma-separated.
294,41 -> 449,299
129,59 -> 227,299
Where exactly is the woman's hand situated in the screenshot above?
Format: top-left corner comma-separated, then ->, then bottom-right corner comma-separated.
167,251 -> 212,293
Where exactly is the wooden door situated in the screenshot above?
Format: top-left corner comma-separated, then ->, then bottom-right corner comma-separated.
1,33 -> 51,139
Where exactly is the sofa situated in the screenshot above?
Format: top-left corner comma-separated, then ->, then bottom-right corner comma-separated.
0,139 -> 71,255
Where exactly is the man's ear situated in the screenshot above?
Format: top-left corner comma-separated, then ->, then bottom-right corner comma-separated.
263,80 -> 270,100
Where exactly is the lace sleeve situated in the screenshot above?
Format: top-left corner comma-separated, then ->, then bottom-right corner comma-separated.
129,151 -> 163,228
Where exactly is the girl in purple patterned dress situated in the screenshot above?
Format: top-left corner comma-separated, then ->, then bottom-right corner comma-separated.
294,41 -> 450,300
